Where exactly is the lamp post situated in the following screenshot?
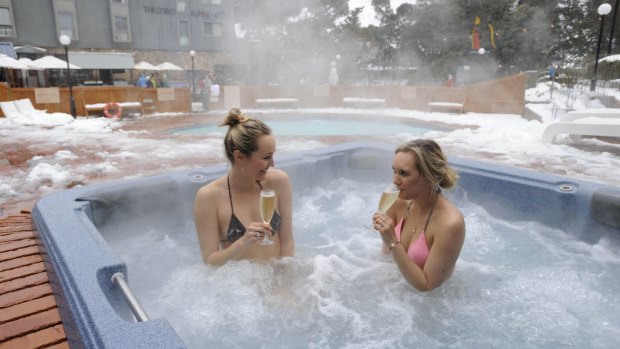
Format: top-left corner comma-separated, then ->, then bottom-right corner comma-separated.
189,50 -> 196,99
59,35 -> 76,118
608,0 -> 620,55
591,3 -> 612,92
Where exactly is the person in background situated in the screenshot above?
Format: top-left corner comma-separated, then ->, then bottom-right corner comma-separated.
135,73 -> 148,87
447,74 -> 454,87
156,72 -> 167,88
147,74 -> 157,88
194,108 -> 295,265
202,73 -> 213,111
372,139 -> 465,291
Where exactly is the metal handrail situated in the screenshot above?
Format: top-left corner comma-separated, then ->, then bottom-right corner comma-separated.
111,272 -> 150,322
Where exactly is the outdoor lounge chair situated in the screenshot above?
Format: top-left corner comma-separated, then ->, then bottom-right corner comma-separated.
542,117 -> 620,143
560,108 -> 620,122
11,99 -> 73,125
0,101 -> 37,125
14,98 -> 48,116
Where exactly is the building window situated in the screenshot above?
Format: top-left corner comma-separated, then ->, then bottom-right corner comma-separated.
203,22 -> 222,37
0,8 -> 14,37
113,16 -> 130,42
176,0 -> 187,13
57,11 -> 75,39
201,0 -> 221,4
111,0 -> 127,4
179,20 -> 189,46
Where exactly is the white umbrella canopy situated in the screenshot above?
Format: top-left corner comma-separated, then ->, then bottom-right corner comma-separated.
30,55 -> 80,69
156,62 -> 183,71
0,54 -> 29,69
135,61 -> 160,70
18,58 -> 44,70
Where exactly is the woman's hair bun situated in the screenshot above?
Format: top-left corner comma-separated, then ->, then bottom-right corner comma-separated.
222,108 -> 249,127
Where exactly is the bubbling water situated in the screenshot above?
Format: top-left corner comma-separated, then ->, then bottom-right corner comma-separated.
110,178 -> 620,349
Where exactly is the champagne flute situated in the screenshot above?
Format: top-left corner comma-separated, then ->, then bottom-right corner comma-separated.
370,183 -> 399,229
377,183 -> 399,213
259,189 -> 276,245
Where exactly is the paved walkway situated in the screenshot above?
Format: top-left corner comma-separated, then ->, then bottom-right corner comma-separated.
0,210 -> 69,349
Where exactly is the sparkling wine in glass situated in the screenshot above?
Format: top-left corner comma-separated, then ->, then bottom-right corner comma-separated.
377,183 -> 399,213
370,183 -> 399,229
259,189 -> 276,245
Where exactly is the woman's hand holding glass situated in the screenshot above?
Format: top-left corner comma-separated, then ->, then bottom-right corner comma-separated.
369,183 -> 399,229
242,221 -> 273,246
373,213 -> 397,245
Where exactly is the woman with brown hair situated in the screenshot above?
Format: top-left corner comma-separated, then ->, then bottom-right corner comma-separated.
372,139 -> 465,291
194,108 -> 294,265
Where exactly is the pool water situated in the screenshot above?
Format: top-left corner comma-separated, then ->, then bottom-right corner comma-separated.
169,118 -> 443,136
108,178 -> 620,349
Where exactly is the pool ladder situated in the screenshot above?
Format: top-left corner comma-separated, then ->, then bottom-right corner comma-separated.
111,272 -> 150,322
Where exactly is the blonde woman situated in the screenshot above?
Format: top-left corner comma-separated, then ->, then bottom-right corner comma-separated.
372,139 -> 465,291
194,108 -> 294,265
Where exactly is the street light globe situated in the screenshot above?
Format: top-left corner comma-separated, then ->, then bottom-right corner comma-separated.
478,48 -> 485,55
59,35 -> 71,46
598,3 -> 612,16
189,50 -> 196,57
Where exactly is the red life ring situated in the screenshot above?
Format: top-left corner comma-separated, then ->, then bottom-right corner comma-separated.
103,102 -> 123,119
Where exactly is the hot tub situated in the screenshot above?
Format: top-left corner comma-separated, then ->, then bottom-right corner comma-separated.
32,142 -> 620,348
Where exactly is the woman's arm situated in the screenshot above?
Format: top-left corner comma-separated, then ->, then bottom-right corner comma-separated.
273,170 -> 294,257
374,199 -> 405,254
194,186 -> 259,266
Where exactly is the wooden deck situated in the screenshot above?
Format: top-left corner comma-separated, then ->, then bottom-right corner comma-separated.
0,210 -> 69,349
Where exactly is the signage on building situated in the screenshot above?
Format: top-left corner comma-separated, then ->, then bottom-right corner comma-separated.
34,88 -> 61,104
157,88 -> 176,101
143,6 -> 224,19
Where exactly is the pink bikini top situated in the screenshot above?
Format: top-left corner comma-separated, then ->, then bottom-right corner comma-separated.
394,201 -> 435,269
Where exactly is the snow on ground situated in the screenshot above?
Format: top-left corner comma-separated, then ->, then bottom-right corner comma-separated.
1,94 -> 619,217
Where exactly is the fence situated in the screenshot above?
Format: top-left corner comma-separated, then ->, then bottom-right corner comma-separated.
0,85 -> 191,117
1,74 -> 526,117
224,74 -> 526,115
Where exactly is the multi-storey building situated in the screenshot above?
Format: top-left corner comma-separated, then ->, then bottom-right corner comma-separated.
0,0 -> 241,85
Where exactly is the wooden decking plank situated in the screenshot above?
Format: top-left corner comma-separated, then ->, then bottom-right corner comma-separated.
0,255 -> 43,273
1,246 -> 40,260
0,271 -> 49,294
42,341 -> 70,349
0,231 -> 34,242
0,324 -> 65,349
0,295 -> 56,324
0,225 -> 33,234
0,283 -> 52,308
0,308 -> 62,343
0,213 -> 68,348
0,262 -> 46,283
0,239 -> 37,253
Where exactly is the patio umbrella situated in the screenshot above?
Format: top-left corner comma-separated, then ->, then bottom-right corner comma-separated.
18,58 -> 44,70
14,45 -> 47,55
135,61 -> 160,70
156,62 -> 183,71
30,55 -> 80,69
0,54 -> 29,69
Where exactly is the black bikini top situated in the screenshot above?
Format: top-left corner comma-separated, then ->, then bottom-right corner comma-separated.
221,175 -> 282,243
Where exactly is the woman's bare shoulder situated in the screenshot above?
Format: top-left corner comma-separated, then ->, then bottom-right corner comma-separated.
196,176 -> 227,200
265,168 -> 290,187
267,168 -> 289,180
437,199 -> 465,234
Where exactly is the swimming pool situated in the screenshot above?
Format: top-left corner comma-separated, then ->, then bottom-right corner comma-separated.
167,115 -> 447,136
32,142 -> 620,348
